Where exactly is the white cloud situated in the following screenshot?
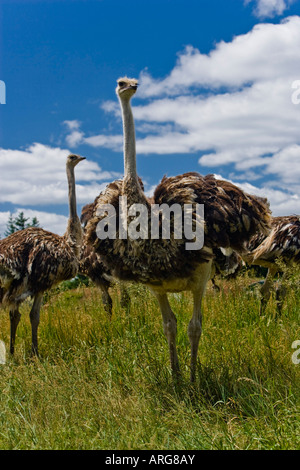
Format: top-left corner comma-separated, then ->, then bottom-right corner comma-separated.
132,17 -> 300,215
66,130 -> 85,147
0,211 -> 10,238
0,142 -> 121,206
84,134 -> 123,150
60,17 -> 300,216
63,120 -> 84,147
63,116 -> 123,151
0,209 -> 68,237
263,144 -> 300,183
138,16 -> 300,96
246,0 -> 294,18
63,120 -> 81,131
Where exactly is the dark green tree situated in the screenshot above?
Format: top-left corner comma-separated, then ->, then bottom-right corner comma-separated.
14,212 -> 29,231
4,214 -> 16,237
4,211 -> 40,237
30,216 -> 39,228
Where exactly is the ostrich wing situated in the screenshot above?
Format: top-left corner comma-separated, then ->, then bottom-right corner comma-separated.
154,172 -> 271,253
251,215 -> 300,263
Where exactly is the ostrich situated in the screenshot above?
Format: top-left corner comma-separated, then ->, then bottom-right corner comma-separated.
244,215 -> 300,313
79,198 -> 130,316
0,154 -> 85,355
85,77 -> 271,381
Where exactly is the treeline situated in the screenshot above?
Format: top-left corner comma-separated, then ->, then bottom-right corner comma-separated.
1,211 -> 40,239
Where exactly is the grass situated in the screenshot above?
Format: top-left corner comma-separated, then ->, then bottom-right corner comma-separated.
0,270 -> 299,450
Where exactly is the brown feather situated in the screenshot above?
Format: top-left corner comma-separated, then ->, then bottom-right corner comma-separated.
247,215 -> 300,265
85,173 -> 271,286
0,227 -> 79,307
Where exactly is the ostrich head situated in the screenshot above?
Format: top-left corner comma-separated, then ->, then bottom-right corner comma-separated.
116,77 -> 138,99
66,154 -> 86,167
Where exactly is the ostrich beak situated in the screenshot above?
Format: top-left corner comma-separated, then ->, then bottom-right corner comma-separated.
121,84 -> 138,92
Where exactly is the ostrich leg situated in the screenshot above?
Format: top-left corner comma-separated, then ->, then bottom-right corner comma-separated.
188,262 -> 212,383
9,307 -> 21,355
30,292 -> 43,355
155,292 -> 180,377
259,266 -> 278,314
275,282 -> 287,315
99,284 -> 113,318
120,284 -> 130,309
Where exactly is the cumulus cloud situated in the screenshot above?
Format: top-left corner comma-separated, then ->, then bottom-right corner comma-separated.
63,120 -> 85,147
62,17 -> 300,216
0,211 -> 10,238
138,16 -> 300,96
134,18 -> 300,197
84,134 -> 123,150
246,0 -> 294,18
63,120 -> 81,131
0,142 -> 121,206
251,144 -> 300,189
0,209 -> 68,237
63,116 -> 123,151
134,17 -> 300,215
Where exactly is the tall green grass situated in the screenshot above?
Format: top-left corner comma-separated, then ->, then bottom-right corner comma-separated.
0,271 -> 299,450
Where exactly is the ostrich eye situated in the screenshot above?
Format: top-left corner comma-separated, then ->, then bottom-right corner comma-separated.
118,81 -> 126,87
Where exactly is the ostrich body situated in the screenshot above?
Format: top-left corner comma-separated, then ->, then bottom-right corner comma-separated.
80,174 -> 147,315
85,77 -> 271,381
80,201 -> 114,315
0,154 -> 85,355
79,183 -> 139,316
245,215 -> 300,313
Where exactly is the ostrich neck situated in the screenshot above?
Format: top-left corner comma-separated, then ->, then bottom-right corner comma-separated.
120,96 -> 147,210
65,164 -> 82,256
67,165 -> 77,220
121,98 -> 137,180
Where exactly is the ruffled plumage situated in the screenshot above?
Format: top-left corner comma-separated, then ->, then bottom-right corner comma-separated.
0,227 -> 79,307
85,172 -> 271,287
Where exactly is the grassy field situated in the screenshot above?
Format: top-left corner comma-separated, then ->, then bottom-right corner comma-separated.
0,269 -> 299,450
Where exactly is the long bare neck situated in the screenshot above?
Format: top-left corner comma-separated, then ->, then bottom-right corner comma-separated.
65,164 -> 82,256
67,164 -> 77,220
120,96 -> 147,208
120,97 -> 138,180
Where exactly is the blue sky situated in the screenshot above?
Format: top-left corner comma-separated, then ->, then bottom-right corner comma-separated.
1,0 -> 300,235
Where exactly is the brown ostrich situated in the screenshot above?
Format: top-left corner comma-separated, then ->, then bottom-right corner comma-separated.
244,215 -> 300,313
79,197 -> 130,316
0,154 -> 85,355
85,77 -> 271,382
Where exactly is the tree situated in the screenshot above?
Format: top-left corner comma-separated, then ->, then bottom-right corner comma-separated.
14,212 -> 29,231
4,214 -> 16,237
4,211 -> 40,237
31,216 -> 39,228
